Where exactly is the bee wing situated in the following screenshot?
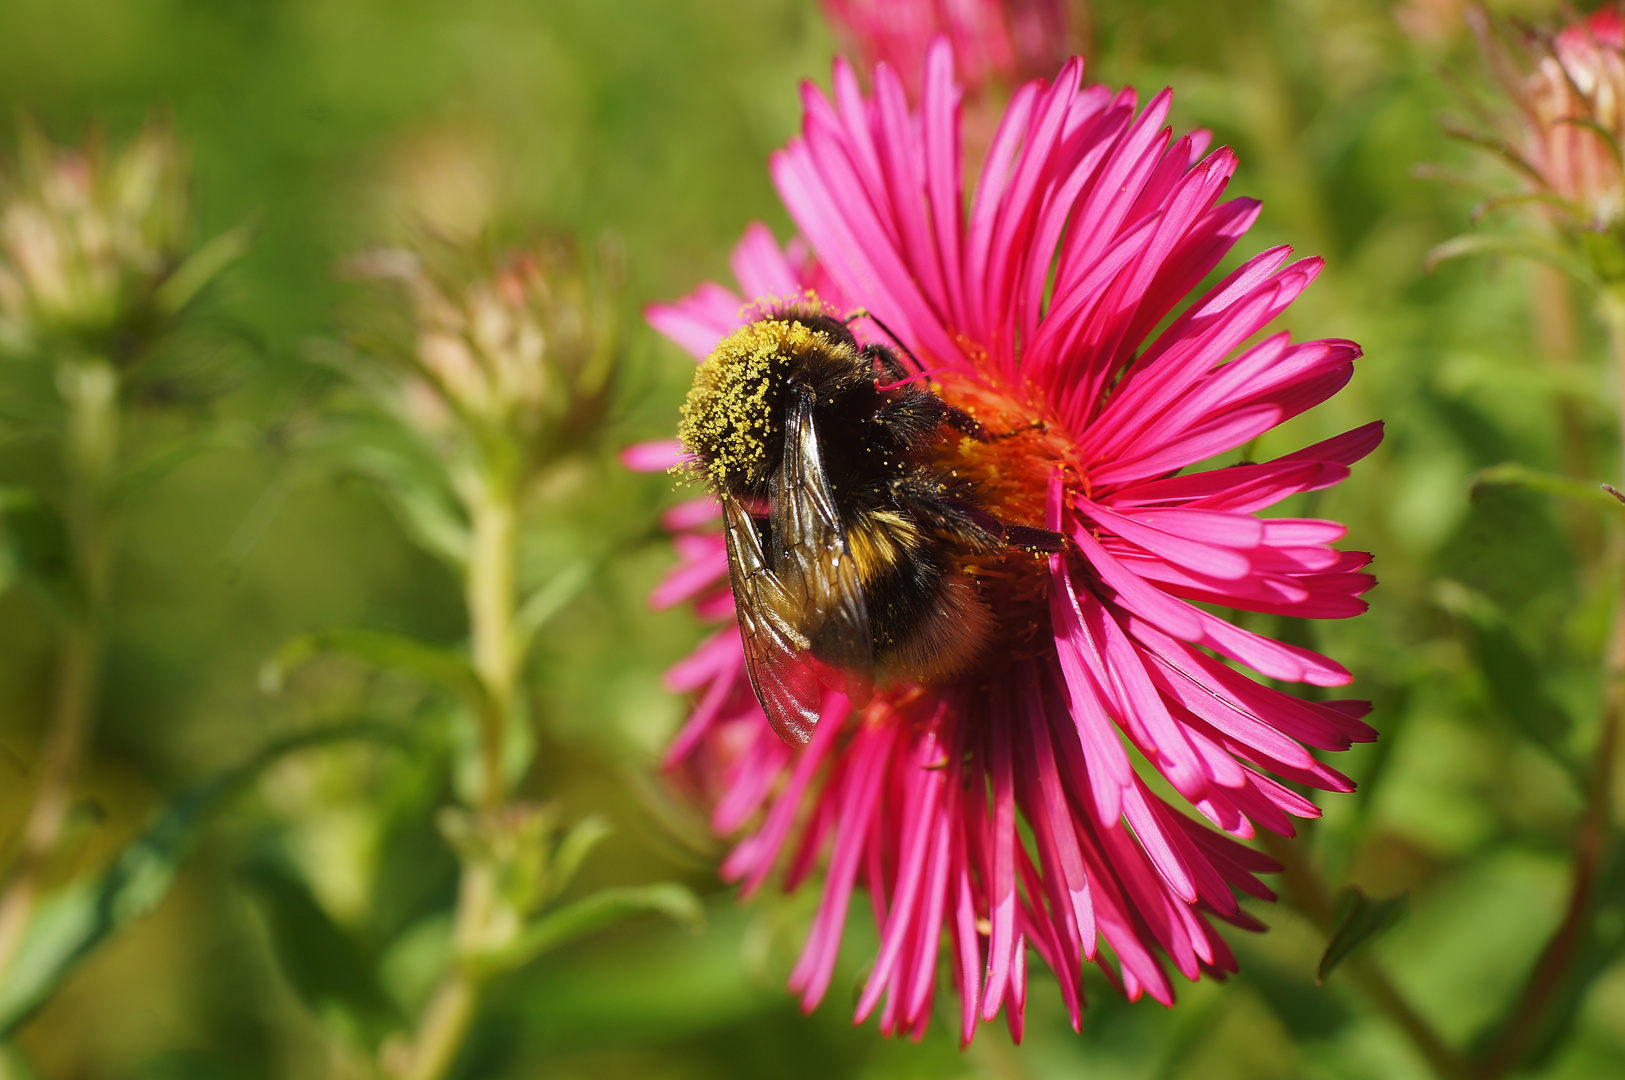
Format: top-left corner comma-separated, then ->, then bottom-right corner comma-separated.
771,386 -> 874,698
721,492 -> 825,745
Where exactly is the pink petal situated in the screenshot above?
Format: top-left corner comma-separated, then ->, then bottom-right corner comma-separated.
620,439 -> 684,473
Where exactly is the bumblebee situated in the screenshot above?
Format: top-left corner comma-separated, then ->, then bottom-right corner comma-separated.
678,306 -> 1064,745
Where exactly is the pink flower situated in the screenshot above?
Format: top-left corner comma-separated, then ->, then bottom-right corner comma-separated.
631,44 -> 1380,1044
818,0 -> 1072,101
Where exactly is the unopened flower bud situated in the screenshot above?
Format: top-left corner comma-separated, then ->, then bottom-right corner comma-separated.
0,120 -> 193,359
1464,7 -> 1625,245
348,235 -> 620,476
1529,11 -> 1625,227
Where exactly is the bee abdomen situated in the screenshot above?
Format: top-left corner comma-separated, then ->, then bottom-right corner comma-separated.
878,572 -> 991,683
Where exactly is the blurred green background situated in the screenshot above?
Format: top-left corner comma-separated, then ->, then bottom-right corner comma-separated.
0,0 -> 1622,1077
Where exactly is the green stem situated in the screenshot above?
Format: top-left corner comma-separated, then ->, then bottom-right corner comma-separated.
381,861 -> 496,1080
1530,266 -> 1600,559
1471,291 -> 1625,1079
1606,291 -> 1625,488
467,472 -> 519,810
1259,832 -> 1472,1080
0,358 -> 119,996
382,466 -> 522,1080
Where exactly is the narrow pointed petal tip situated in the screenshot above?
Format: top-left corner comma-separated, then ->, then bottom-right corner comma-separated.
620,439 -> 684,473
637,38 -> 1378,1043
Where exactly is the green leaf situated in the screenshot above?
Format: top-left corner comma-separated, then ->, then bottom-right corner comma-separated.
0,487 -> 78,617
295,412 -> 470,569
472,883 -> 703,977
1440,124 -> 1546,184
1471,191 -> 1589,225
0,1043 -> 42,1080
1474,622 -> 1576,759
377,913 -> 453,1015
261,628 -> 486,714
113,421 -> 258,505
548,815 -> 613,902
1506,837 -> 1625,1069
240,858 -> 401,1038
153,224 -> 254,317
1433,579 -> 1580,777
1317,886 -> 1410,983
515,561 -> 590,654
1581,229 -> 1625,281
381,483 -> 471,570
1242,960 -> 1352,1040
1411,162 -> 1500,196
348,445 -> 470,569
1465,838 -> 1625,1072
0,723 -> 402,1035
1425,233 -> 1598,289
1470,463 -> 1625,510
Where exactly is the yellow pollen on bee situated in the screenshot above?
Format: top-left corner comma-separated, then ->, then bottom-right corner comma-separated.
678,318 -> 856,485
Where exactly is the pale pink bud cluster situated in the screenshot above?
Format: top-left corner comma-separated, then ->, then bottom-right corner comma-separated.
0,122 -> 189,353
1469,6 -> 1625,233
1529,10 -> 1625,227
351,241 -> 618,465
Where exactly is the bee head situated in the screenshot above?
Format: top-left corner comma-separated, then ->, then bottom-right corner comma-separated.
679,314 -> 860,494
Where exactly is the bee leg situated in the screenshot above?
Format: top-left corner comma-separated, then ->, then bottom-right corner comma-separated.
902,480 -> 1068,555
1000,523 -> 1069,554
884,472 -> 1070,556
873,387 -> 958,447
883,475 -> 1005,553
944,406 -> 1045,441
942,405 -> 987,439
862,343 -> 912,384
945,502 -> 1067,554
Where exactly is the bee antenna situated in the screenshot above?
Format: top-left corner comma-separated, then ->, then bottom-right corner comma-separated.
844,308 -> 924,373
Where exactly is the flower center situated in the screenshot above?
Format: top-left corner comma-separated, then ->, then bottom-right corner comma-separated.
926,369 -> 1077,664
